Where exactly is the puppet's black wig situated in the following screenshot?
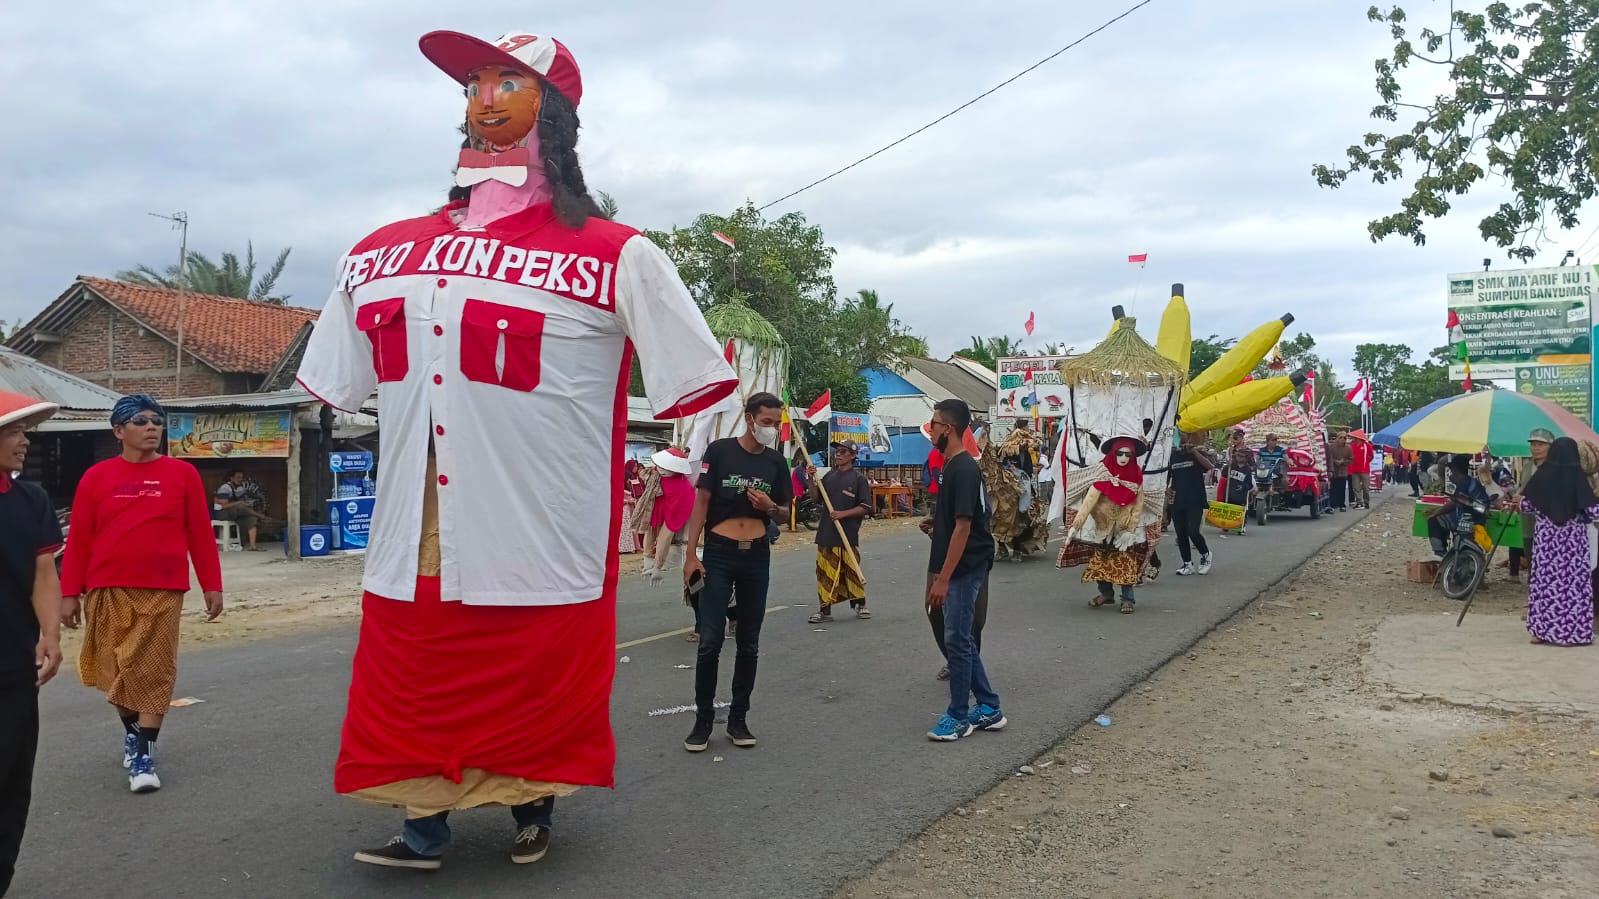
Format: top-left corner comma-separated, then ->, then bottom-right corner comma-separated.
448,83 -> 607,227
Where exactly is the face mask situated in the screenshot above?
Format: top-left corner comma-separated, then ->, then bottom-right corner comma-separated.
751,423 -> 779,447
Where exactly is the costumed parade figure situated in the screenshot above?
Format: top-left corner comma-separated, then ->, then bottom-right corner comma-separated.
1049,317 -> 1184,613
295,29 -> 736,871
982,425 -> 1049,560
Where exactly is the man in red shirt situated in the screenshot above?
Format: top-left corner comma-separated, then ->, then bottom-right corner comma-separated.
1348,430 -> 1375,509
59,395 -> 223,794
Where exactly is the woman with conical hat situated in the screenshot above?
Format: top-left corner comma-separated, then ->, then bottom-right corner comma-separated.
0,390 -> 63,895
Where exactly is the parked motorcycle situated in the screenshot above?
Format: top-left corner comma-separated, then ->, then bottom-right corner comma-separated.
1437,501 -> 1489,601
795,494 -> 823,531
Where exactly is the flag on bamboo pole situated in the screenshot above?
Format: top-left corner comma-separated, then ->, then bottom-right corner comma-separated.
712,231 -> 736,249
804,390 -> 832,424
780,388 -> 794,445
1446,310 -> 1473,391
1127,253 -> 1148,268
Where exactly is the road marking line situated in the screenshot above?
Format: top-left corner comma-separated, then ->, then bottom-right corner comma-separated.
616,605 -> 790,649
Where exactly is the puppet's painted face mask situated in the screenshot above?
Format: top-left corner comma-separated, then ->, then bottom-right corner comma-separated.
466,66 -> 542,149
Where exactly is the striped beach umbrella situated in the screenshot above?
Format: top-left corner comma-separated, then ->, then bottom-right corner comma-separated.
1373,391 -> 1599,456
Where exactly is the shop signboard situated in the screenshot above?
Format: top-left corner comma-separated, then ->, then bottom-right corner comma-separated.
169,411 -> 292,459
996,356 -> 1071,420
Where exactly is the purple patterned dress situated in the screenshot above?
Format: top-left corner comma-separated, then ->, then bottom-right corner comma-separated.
1521,498 -> 1599,646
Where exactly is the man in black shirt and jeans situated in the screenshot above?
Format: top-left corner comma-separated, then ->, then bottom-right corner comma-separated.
0,391 -> 65,896
682,393 -> 792,753
924,399 -> 1005,742
1170,433 -> 1215,576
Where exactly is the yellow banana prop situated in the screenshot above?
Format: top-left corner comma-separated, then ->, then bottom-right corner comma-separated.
1179,372 -> 1307,433
1183,313 -> 1294,408
1156,284 -> 1191,375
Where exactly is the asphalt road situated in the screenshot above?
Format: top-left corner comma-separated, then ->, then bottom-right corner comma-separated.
15,501 -> 1373,898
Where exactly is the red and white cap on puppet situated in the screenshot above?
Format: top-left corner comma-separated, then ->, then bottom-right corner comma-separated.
419,30 -> 583,107
651,447 -> 693,476
0,390 -> 58,431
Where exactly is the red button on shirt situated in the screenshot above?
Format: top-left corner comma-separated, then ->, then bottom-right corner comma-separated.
435,425 -> 444,436
433,325 -> 443,336
438,475 -> 449,486
437,278 -> 448,288
433,374 -> 443,385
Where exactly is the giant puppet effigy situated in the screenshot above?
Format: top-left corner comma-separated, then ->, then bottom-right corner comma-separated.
296,29 -> 737,864
982,425 -> 1050,559
1048,317 -> 1184,590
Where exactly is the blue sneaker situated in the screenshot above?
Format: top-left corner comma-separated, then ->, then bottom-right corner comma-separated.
128,753 -> 161,794
123,733 -> 138,769
927,714 -> 974,742
971,704 -> 1008,731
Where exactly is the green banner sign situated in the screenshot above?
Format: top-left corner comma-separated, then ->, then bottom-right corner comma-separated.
1514,364 -> 1590,421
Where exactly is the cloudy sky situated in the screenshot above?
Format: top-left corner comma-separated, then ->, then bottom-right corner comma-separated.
3,1 -> 1594,382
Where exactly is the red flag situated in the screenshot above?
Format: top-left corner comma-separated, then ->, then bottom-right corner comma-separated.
1024,311 -> 1035,336
1345,378 -> 1371,408
723,338 -> 736,365
803,390 -> 832,424
1127,253 -> 1148,268
1301,370 -> 1315,405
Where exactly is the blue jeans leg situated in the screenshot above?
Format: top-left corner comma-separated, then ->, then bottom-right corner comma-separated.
511,796 -> 555,830
402,812 -> 451,856
942,569 -> 1000,721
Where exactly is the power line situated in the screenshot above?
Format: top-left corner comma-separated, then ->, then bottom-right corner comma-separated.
757,0 -> 1156,212
1572,219 -> 1599,262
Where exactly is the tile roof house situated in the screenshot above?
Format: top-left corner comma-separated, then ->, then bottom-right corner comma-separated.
6,276 -> 320,399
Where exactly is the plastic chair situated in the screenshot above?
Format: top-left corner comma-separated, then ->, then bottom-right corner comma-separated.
213,519 -> 242,552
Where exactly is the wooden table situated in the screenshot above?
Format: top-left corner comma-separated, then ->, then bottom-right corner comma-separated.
872,485 -> 913,518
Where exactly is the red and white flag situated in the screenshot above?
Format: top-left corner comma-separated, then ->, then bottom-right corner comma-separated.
803,390 -> 832,424
1127,253 -> 1148,268
1345,378 -> 1371,409
712,231 -> 736,249
1024,311 -> 1035,336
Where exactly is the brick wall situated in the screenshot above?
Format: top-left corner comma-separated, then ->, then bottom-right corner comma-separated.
35,299 -> 229,399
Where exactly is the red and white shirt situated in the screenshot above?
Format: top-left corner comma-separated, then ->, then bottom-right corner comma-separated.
297,201 -> 736,606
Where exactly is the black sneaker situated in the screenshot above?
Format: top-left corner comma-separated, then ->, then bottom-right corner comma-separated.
685,716 -> 713,752
511,825 -> 550,865
353,836 -> 442,871
727,716 -> 757,748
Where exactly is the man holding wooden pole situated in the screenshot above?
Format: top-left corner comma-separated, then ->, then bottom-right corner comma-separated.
808,442 -> 872,624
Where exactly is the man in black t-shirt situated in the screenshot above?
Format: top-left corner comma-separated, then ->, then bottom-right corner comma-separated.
810,442 -> 873,623
1169,433 -> 1216,576
681,392 -> 793,753
0,391 -> 65,896
924,399 -> 1005,743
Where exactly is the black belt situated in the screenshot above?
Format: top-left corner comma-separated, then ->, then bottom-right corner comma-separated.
707,531 -> 766,551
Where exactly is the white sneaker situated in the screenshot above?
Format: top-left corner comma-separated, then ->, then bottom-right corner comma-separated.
1197,553 -> 1213,575
1175,562 -> 1196,576
128,753 -> 161,793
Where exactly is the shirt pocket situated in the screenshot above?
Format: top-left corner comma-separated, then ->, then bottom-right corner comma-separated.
354,297 -> 410,383
460,299 -> 546,392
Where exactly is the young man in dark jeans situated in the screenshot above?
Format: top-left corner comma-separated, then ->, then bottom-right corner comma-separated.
1170,434 -> 1215,576
0,392 -> 65,897
682,392 -> 792,753
923,399 -> 1005,742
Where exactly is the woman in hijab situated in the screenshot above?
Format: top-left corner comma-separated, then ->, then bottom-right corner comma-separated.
1519,436 -> 1599,646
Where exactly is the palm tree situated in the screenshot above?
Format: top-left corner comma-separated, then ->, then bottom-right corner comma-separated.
118,242 -> 293,304
837,289 -> 929,369
597,191 -> 620,221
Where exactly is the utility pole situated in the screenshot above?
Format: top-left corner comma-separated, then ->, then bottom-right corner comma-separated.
149,212 -> 188,396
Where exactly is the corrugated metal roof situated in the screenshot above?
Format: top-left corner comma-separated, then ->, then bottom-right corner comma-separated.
165,388 -> 321,410
900,357 -> 995,411
0,346 -> 122,410
869,394 -> 934,427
